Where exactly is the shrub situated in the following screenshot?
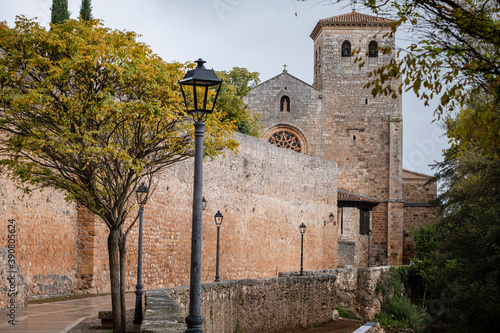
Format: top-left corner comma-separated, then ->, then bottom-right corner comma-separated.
375,267 -> 430,329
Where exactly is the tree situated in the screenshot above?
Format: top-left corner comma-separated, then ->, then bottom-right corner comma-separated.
298,0 -> 500,154
0,17 -> 236,332
79,0 -> 93,21
50,0 -> 70,24
410,101 -> 500,331
216,67 -> 262,137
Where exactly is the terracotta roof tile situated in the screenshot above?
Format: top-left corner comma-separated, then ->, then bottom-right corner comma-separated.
320,11 -> 394,25
338,190 -> 380,206
310,11 -> 395,40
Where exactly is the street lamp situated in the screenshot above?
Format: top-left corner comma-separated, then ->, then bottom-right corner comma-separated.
368,228 -> 372,267
179,58 -> 222,333
299,223 -> 307,276
133,182 -> 149,324
214,211 -> 223,282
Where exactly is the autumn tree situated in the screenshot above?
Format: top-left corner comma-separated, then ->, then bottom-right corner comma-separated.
0,17 -> 236,332
216,67 -> 261,136
79,0 -> 93,21
51,0 -> 70,24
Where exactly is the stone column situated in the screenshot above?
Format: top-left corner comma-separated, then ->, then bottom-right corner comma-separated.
387,115 -> 404,265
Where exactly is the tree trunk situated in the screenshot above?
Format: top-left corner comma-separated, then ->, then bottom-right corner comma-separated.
108,229 -> 125,332
119,232 -> 127,330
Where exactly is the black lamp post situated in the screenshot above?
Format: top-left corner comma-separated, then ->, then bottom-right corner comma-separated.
133,182 -> 149,324
179,58 -> 222,333
214,211 -> 223,282
299,223 -> 307,276
368,228 -> 372,267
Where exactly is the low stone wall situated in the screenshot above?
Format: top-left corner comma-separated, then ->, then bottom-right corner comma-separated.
142,267 -> 389,333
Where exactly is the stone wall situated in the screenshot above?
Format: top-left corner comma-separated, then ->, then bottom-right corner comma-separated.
0,247 -> 28,310
337,207 -> 373,267
0,173 -> 78,300
402,173 -> 439,264
0,133 -> 338,303
142,267 -> 389,333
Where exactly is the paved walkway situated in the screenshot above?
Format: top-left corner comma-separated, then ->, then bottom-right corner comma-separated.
0,293 -> 135,333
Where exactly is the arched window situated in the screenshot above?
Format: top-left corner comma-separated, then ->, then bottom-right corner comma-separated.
264,125 -> 307,153
368,40 -> 378,58
341,40 -> 351,57
280,95 -> 290,112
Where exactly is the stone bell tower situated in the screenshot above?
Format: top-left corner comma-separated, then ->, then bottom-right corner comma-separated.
310,12 -> 404,265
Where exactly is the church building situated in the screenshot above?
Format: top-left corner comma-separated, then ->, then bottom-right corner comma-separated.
245,11 -> 437,266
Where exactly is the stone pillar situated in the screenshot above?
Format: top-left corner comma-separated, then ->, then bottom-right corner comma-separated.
76,205 -> 97,290
387,115 -> 404,265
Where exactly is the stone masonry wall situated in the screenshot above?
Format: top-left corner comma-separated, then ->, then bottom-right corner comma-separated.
338,207 -> 370,267
1,133 -> 338,301
0,174 -> 78,300
402,176 -> 439,264
247,22 -> 403,268
114,133 -> 338,293
245,72 -> 323,157
143,267 -> 389,333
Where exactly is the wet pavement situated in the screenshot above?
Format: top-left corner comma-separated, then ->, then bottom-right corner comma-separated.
0,293 -> 135,333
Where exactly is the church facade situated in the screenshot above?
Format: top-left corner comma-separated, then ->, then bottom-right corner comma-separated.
245,11 -> 437,266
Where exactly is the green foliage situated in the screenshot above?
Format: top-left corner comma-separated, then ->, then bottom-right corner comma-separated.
426,143 -> 500,331
334,306 -> 360,320
0,17 -> 237,222
408,106 -> 500,332
234,322 -> 246,333
79,0 -> 93,21
50,0 -> 70,24
375,267 -> 430,329
216,67 -> 262,136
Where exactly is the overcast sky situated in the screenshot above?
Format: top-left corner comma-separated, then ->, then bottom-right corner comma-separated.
0,0 -> 449,176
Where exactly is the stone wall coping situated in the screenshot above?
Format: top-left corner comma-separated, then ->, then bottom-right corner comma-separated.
279,266 -> 391,277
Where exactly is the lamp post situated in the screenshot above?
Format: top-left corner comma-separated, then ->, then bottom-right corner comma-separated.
179,58 -> 222,333
299,223 -> 307,276
368,228 -> 372,267
214,211 -> 223,282
133,182 -> 149,324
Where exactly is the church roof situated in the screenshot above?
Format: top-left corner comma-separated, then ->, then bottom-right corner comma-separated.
310,11 -> 395,40
403,169 -> 433,179
250,70 -> 320,92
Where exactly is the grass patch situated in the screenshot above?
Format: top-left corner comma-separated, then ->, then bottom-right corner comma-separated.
335,306 -> 361,320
